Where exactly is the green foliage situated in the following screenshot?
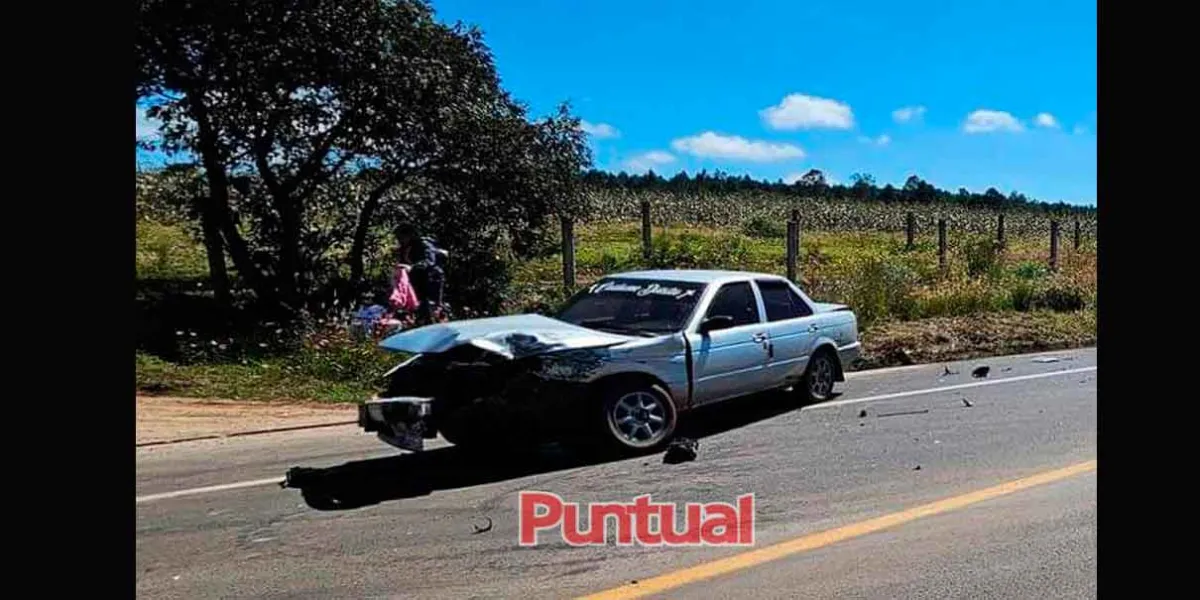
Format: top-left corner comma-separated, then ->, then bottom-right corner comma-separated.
915,282 -> 1007,318
1005,278 -> 1087,312
137,0 -> 592,312
1008,280 -> 1038,311
960,235 -> 1004,280
823,251 -> 921,327
1013,261 -> 1049,280
136,350 -> 391,403
741,215 -> 787,239
136,222 -> 210,281
643,231 -> 752,270
1033,280 -> 1087,312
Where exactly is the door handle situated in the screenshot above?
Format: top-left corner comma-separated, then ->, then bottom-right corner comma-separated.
752,332 -> 767,342
808,324 -> 819,332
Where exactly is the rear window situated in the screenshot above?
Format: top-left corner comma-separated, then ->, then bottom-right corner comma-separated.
756,279 -> 813,321
557,279 -> 706,335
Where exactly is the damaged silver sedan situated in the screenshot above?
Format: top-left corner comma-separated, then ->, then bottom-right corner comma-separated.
359,270 -> 860,454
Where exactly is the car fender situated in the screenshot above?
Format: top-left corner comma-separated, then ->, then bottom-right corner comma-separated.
537,335 -> 690,410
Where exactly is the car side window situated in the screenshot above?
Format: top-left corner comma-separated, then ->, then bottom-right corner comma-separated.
756,279 -> 813,321
704,282 -> 760,326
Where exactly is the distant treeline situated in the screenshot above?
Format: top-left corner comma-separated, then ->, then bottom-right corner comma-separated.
581,168 -> 1095,215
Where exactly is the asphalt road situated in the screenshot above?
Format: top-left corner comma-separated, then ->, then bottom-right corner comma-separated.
136,347 -> 1096,599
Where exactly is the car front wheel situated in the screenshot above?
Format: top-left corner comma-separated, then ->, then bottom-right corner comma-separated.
600,383 -> 677,453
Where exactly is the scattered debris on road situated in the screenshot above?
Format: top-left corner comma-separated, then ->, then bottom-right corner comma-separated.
472,516 -> 493,534
1002,366 -> 1013,372
1032,356 -> 1073,363
858,409 -> 868,418
971,366 -> 991,378
943,366 -> 959,376
877,409 -> 930,418
663,438 -> 699,464
913,465 -> 922,471
961,398 -> 973,408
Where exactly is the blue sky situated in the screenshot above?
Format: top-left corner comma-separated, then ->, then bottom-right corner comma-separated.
431,0 -> 1096,204
137,0 -> 1096,205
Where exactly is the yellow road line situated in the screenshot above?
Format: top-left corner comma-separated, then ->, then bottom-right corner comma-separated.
577,459 -> 1096,600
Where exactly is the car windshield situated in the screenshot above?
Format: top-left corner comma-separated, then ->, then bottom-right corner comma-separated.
557,278 -> 706,335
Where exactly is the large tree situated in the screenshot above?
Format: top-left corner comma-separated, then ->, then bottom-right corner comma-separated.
136,0 -> 590,314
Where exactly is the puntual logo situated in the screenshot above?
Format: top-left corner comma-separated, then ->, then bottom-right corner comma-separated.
518,491 -> 755,547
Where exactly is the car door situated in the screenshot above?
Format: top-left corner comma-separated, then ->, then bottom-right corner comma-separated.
688,280 -> 772,406
754,278 -> 819,388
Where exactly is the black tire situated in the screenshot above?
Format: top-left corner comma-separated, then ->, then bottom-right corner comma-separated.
801,349 -> 838,403
596,382 -> 678,454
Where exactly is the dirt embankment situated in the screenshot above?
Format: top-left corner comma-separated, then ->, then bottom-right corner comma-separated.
136,396 -> 356,445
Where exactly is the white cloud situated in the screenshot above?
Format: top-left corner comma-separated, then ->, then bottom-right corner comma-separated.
1034,113 -> 1060,128
136,106 -> 161,140
892,105 -> 926,123
962,109 -> 1024,133
580,120 -> 620,139
858,134 -> 891,146
670,132 -> 805,162
759,93 -> 854,130
622,150 -> 676,172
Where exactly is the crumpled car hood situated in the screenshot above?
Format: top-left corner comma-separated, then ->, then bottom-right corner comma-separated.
377,314 -> 635,360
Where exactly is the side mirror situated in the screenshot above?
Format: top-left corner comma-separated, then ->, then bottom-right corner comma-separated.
699,315 -> 735,334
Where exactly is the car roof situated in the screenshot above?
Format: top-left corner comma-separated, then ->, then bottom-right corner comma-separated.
603,269 -> 785,284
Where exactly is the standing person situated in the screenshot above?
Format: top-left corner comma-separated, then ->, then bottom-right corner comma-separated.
393,223 -> 445,324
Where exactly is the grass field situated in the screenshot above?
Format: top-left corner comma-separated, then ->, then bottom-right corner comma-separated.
135,201 -> 1096,403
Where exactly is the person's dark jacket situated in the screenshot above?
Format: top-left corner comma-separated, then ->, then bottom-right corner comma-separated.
402,236 -> 442,273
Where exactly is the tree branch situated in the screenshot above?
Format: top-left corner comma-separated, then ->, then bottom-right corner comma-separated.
281,118 -> 349,197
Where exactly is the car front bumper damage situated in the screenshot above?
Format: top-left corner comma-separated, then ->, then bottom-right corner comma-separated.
358,396 -> 436,452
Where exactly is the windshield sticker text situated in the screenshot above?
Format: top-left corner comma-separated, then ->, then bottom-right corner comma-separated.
588,281 -> 697,299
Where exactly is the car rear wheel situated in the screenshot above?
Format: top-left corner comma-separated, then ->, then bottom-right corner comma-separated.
801,350 -> 838,403
600,383 -> 677,453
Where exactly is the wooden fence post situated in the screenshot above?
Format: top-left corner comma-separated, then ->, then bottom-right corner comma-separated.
641,200 -> 651,259
997,213 -> 1006,248
1049,220 -> 1060,272
561,216 -> 575,290
1074,220 -> 1081,251
937,219 -> 947,271
792,209 -> 801,281
905,212 -> 915,250
786,220 -> 798,283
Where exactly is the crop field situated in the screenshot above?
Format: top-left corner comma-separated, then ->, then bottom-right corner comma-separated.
578,189 -> 1097,237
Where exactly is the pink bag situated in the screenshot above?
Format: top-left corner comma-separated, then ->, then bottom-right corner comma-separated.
389,265 -> 420,312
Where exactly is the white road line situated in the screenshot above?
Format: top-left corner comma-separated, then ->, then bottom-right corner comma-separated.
136,477 -> 283,504
806,366 -> 1097,411
136,365 -> 1097,505
843,348 -> 1095,379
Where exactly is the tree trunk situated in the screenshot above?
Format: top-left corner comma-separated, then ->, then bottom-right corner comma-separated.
275,196 -> 302,310
348,174 -> 405,290
189,99 -> 278,311
198,203 -> 230,306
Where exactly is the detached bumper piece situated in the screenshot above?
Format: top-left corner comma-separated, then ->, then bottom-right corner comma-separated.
358,396 -> 436,452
